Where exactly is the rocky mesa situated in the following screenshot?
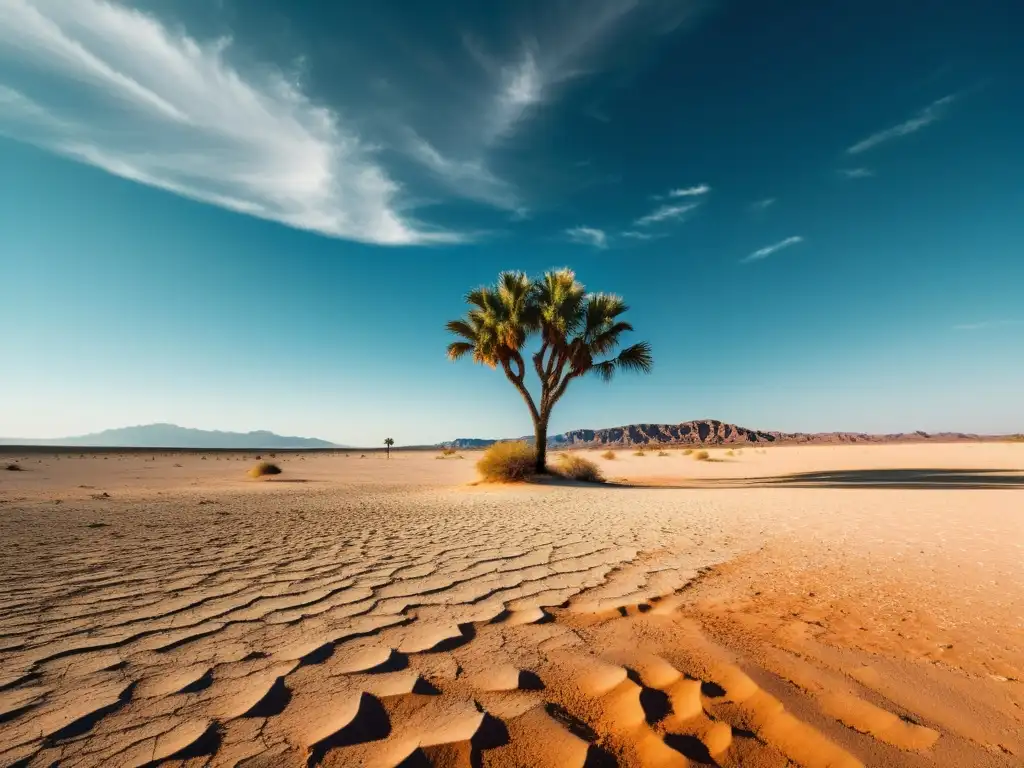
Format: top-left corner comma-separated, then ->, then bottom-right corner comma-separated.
445,420 -> 988,449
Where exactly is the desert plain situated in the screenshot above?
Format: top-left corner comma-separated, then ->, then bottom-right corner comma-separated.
0,443 -> 1022,767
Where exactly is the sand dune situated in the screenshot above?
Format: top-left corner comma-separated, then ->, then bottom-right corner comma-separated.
0,444 -> 1022,766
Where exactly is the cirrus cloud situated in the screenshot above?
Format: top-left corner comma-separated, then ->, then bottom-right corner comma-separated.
0,0 -> 461,245
740,236 -> 803,263
565,226 -> 608,249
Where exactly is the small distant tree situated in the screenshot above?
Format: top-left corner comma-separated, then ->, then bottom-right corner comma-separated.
384,437 -> 395,458
446,269 -> 652,473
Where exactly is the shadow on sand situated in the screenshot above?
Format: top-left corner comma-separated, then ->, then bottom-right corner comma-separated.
614,468 -> 1024,491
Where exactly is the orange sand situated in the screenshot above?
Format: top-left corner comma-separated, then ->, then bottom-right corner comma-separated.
0,443 -> 1021,766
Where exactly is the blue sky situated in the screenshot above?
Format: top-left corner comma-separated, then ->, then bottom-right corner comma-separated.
1,0 -> 1022,445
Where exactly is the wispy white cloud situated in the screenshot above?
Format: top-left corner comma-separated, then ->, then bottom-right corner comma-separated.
405,133 -> 520,211
0,0 -> 459,245
565,226 -> 608,249
839,167 -> 875,179
847,95 -> 956,154
620,230 -> 655,240
741,236 -> 803,263
486,47 -> 545,143
668,183 -> 710,197
480,0 -> 683,144
635,202 -> 698,226
750,198 -> 776,211
953,319 -> 1022,331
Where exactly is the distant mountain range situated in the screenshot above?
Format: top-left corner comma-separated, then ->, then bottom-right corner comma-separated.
0,423 -> 340,449
443,419 -> 994,449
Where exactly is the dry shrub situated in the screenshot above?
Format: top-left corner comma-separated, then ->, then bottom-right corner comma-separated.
441,447 -> 458,456
555,453 -> 604,483
477,441 -> 535,482
248,461 -> 282,478
601,450 -> 616,460
683,448 -> 694,455
633,449 -> 646,457
725,449 -> 735,456
5,463 -> 23,471
657,451 -> 669,457
693,450 -> 710,461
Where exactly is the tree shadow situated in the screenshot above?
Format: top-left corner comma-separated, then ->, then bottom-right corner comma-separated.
609,468 -> 1024,490
750,468 -> 1024,489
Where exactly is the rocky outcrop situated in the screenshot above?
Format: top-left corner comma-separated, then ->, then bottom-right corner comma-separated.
443,421 -> 988,449
552,420 -> 777,446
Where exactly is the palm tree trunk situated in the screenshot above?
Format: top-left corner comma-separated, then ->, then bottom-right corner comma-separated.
533,417 -> 548,473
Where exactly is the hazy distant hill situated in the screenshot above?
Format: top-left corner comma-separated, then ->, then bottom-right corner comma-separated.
0,423 -> 339,449
443,419 -> 987,448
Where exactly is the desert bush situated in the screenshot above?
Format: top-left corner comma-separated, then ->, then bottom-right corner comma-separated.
248,461 -> 282,478
441,447 -> 458,456
682,448 -> 694,455
5,463 -> 23,471
693,450 -> 710,461
725,449 -> 735,456
601,450 -> 616,460
555,453 -> 604,483
657,451 -> 669,457
477,441 -> 536,482
633,449 -> 646,457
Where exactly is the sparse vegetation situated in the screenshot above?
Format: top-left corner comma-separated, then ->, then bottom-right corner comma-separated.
683,448 -> 694,455
440,446 -> 459,457
633,449 -> 646,456
657,451 -> 670,457
476,441 -> 536,482
601,450 -> 616,460
725,449 -> 735,457
693,450 -> 710,461
248,461 -> 282,478
5,463 -> 23,471
446,269 -> 653,474
554,453 -> 604,483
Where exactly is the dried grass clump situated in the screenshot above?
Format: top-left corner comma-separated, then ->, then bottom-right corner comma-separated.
633,449 -> 646,457
476,441 -> 536,482
5,463 -> 23,471
248,461 -> 282,478
682,448 -> 694,455
725,449 -> 735,456
441,447 -> 459,456
657,451 -> 670,457
554,453 -> 604,483
693,450 -> 710,461
601,450 -> 616,460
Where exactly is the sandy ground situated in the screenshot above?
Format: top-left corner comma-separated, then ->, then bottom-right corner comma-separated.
0,443 -> 1022,767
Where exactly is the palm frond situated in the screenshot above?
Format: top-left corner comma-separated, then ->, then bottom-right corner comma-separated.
465,287 -> 496,312
591,360 -> 617,382
445,319 -> 478,341
613,342 -> 653,374
537,268 -> 586,341
586,321 -> 633,355
582,293 -> 628,336
588,341 -> 653,382
447,341 -> 474,361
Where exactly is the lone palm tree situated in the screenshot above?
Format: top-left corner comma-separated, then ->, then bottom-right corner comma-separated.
446,269 -> 652,473
384,437 -> 394,458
